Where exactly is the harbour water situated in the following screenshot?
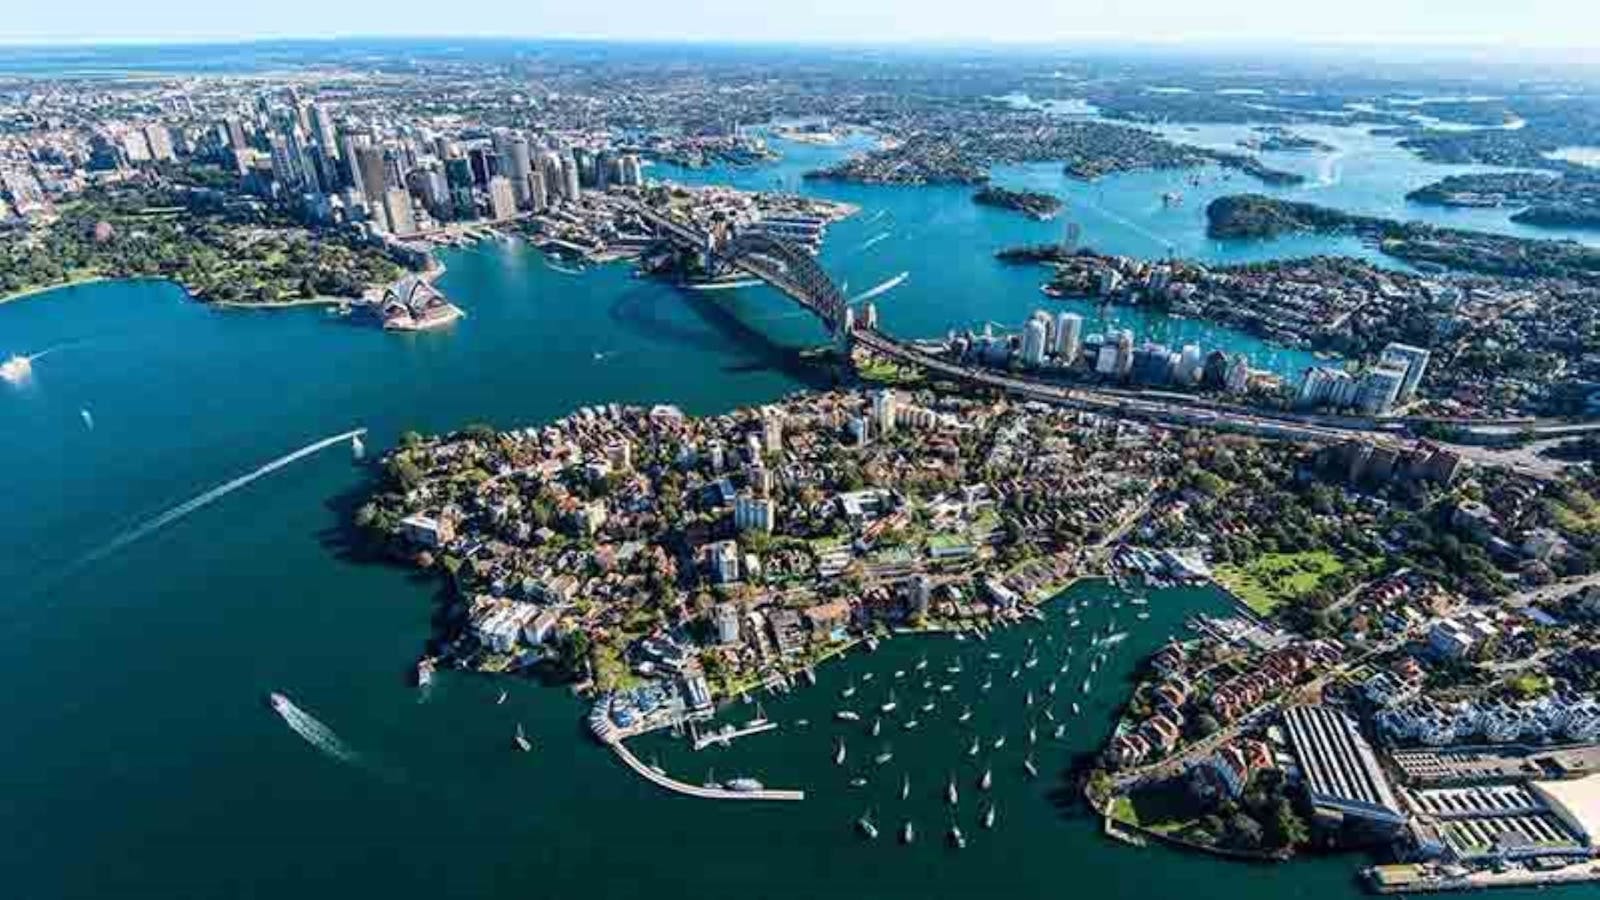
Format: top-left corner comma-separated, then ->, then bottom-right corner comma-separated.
0,133 -> 1563,898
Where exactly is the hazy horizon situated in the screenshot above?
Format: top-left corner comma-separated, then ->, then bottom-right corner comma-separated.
2,0 -> 1596,55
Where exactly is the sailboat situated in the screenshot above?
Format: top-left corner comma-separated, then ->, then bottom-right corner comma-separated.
1025,690 -> 1034,708
858,809 -> 880,840
967,735 -> 980,756
841,677 -> 857,699
513,723 -> 532,752
1046,680 -> 1057,696
875,747 -> 894,765
1029,725 -> 1038,745
915,655 -> 928,672
1023,755 -> 1039,779
958,706 -> 973,723
948,820 -> 967,849
351,434 -> 365,460
901,774 -> 911,801
872,717 -> 882,737
496,689 -> 508,705
834,737 -> 847,766
921,699 -> 935,713
882,690 -> 898,713
946,773 -> 959,806
1053,723 -> 1066,739
901,819 -> 916,844
982,802 -> 997,829
979,766 -> 993,791
992,734 -> 1006,750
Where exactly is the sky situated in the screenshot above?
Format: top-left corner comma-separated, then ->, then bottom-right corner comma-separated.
2,0 -> 1597,50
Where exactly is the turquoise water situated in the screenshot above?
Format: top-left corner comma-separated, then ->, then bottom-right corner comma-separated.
0,134 -> 1567,899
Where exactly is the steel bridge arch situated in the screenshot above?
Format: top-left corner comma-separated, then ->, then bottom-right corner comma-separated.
717,232 -> 849,335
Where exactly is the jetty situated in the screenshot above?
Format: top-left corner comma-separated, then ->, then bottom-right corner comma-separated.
692,719 -> 780,751
607,736 -> 804,801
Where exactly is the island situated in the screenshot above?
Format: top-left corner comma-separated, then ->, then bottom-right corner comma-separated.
972,185 -> 1063,220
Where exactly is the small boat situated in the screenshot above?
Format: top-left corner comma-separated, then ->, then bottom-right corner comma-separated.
881,691 -> 898,713
837,710 -> 861,722
948,822 -> 967,850
901,774 -> 911,801
980,677 -> 993,692
648,757 -> 666,775
979,767 -> 992,791
872,717 -> 882,737
513,723 -> 532,752
1023,756 -> 1039,779
875,749 -> 894,765
992,735 -> 1006,750
1058,661 -> 1070,674
894,670 -> 906,680
1043,707 -> 1055,722
903,719 -> 920,731
1024,655 -> 1039,670
1137,612 -> 1150,621
945,661 -> 963,675
496,689 -> 507,705
967,736 -> 980,757
1046,680 -> 1057,696
704,768 -> 721,790
901,820 -> 916,844
958,706 -> 973,723
862,672 -> 875,682
921,679 -> 933,690
835,738 -> 847,766
865,636 -> 880,652
1009,668 -> 1020,680
1071,702 -> 1081,715
939,684 -> 954,694
850,777 -> 869,788
982,802 -> 997,830
1053,724 -> 1066,739
946,774 -> 959,806
796,718 -> 810,727
858,810 -> 879,839
915,656 -> 929,672
841,678 -> 857,699
727,777 -> 765,792
803,667 -> 817,687
920,700 -> 935,713
1028,726 -> 1037,745
1025,691 -> 1034,708
1080,679 -> 1091,694
986,652 -> 1001,661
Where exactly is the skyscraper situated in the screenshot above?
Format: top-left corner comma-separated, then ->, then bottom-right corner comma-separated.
560,153 -> 581,202
383,187 -> 416,236
353,144 -> 388,206
487,175 -> 517,221
1055,311 -> 1083,363
309,103 -> 340,160
493,130 -> 534,208
1021,315 -> 1049,367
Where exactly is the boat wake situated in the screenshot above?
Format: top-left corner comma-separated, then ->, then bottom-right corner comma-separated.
80,408 -> 94,430
1309,151 -> 1346,189
858,231 -> 892,252
849,271 -> 910,305
863,210 -> 889,226
272,694 -> 362,766
83,428 -> 367,564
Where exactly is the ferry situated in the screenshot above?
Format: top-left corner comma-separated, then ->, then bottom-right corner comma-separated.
514,723 -> 532,752
946,774 -> 959,806
901,820 -> 916,845
948,823 -> 967,850
857,810 -> 879,840
982,803 -> 997,830
269,691 -> 292,713
727,777 -> 765,792
836,710 -> 861,722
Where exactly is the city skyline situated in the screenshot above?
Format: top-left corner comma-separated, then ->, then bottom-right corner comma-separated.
2,0 -> 1598,54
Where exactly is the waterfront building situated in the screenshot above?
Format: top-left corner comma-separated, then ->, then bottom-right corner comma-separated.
1021,315 -> 1049,367
733,493 -> 775,534
761,408 -> 783,454
1055,311 -> 1083,363
1379,342 -> 1432,402
1095,343 -> 1119,375
1175,344 -> 1204,385
493,130 -> 535,207
617,153 -> 644,187
860,302 -> 879,331
1298,366 -> 1356,409
539,151 -> 565,201
1224,355 -> 1251,394
487,175 -> 517,221
1131,342 -> 1173,384
1113,329 -> 1134,377
399,512 -> 454,547
1283,705 -> 1405,829
528,168 -> 549,213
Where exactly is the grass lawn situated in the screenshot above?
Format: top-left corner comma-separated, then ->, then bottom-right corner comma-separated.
1214,550 -> 1346,616
1109,781 -> 1212,841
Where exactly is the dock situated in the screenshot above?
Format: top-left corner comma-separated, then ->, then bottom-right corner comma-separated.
607,737 -> 805,801
692,720 -> 780,751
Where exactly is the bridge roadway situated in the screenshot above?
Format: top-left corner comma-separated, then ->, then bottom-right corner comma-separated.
607,735 -> 805,802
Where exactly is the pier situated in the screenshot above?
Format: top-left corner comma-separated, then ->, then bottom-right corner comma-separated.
691,720 -> 780,751
607,737 -> 805,801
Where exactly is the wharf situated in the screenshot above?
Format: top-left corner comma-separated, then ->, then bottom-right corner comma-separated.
1366,861 -> 1600,894
692,720 -> 779,751
608,736 -> 804,802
